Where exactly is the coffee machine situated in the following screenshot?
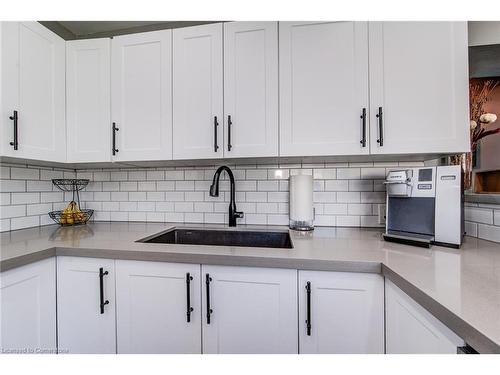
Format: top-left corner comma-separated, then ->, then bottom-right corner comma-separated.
383,165 -> 464,248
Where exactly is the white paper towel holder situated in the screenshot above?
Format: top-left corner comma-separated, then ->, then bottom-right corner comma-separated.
289,174 -> 314,231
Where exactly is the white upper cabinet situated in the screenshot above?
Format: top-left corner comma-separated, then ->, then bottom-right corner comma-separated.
279,22 -> 370,157
0,258 -> 56,354
369,22 -> 469,155
111,30 -> 172,161
223,22 -> 278,158
173,23 -> 223,160
66,38 -> 111,163
115,260 -> 202,354
57,256 -> 116,354
298,271 -> 384,354
202,265 -> 298,354
1,22 -> 66,162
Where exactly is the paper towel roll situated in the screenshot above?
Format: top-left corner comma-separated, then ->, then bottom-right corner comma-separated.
289,174 -> 314,230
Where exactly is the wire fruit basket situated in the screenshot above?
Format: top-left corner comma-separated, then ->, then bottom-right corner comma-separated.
49,179 -> 93,226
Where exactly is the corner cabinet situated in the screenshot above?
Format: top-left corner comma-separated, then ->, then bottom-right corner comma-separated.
201,265 -> 298,354
279,22 -> 370,157
111,30 -> 173,161
298,271 -> 384,353
369,22 -> 469,155
1,22 -> 66,162
115,260 -> 202,354
385,280 -> 464,354
0,258 -> 56,354
57,256 -> 116,354
173,23 -> 224,160
66,38 -> 111,163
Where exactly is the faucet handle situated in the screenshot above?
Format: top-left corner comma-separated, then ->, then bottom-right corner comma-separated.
235,211 -> 244,219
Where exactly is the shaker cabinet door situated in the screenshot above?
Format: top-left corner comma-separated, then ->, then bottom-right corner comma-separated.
116,260 -> 202,354
385,279 -> 464,354
369,22 -> 469,155
173,23 -> 223,160
111,30 -> 173,161
57,256 -> 116,354
223,21 -> 278,158
201,265 -> 298,354
1,22 -> 66,162
0,258 -> 56,354
66,38 -> 111,163
279,21 -> 370,157
298,271 -> 384,354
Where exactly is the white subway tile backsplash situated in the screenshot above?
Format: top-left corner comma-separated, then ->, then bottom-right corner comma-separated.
0,166 -> 10,179
478,224 -> 500,243
17,162 -> 499,240
246,192 -> 267,202
258,180 -> 279,191
129,171 -> 147,180
0,179 -> 26,192
313,192 -> 336,203
11,193 -> 39,205
147,192 -> 165,201
11,167 -> 39,180
26,180 -> 53,192
1,205 -> 26,219
176,181 -> 195,191
157,181 -> 176,191
337,215 -> 360,227
337,192 -> 360,203
256,202 -> 278,214
138,201 -> 156,212
465,207 -> 494,224
0,192 -> 10,205
348,180 -> 373,192
324,203 -> 348,215
146,170 -> 165,180
120,181 -> 138,191
246,169 -> 268,180
360,168 -> 386,179
324,180 -> 348,191
11,216 -> 39,230
313,168 -> 336,179
111,171 -> 128,181
103,181 -> 120,191
465,221 -> 478,237
41,192 -> 64,203
337,168 -> 360,180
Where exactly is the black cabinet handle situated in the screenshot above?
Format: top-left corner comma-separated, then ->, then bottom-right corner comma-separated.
213,116 -> 219,153
227,115 -> 232,151
376,107 -> 384,146
305,281 -> 311,336
9,110 -> 18,150
99,267 -> 109,314
360,108 -> 366,147
186,273 -> 194,323
112,122 -> 119,155
205,273 -> 213,324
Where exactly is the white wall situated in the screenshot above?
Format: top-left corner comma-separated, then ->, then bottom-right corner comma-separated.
468,21 -> 500,46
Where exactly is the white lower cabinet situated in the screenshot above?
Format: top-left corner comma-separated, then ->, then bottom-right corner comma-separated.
298,271 -> 384,354
385,279 -> 464,354
0,258 -> 56,354
115,260 -> 201,353
57,256 -> 116,354
201,265 -> 298,354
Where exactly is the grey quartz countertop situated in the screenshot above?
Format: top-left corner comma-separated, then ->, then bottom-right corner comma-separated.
1,222 -> 500,354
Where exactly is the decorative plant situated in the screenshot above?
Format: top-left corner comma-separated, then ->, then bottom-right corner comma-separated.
469,79 -> 499,152
450,78 -> 499,190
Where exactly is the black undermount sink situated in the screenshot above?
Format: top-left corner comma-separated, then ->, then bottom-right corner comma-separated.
139,228 -> 293,249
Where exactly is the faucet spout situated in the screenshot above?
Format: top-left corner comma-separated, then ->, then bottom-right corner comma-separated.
209,166 -> 244,227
